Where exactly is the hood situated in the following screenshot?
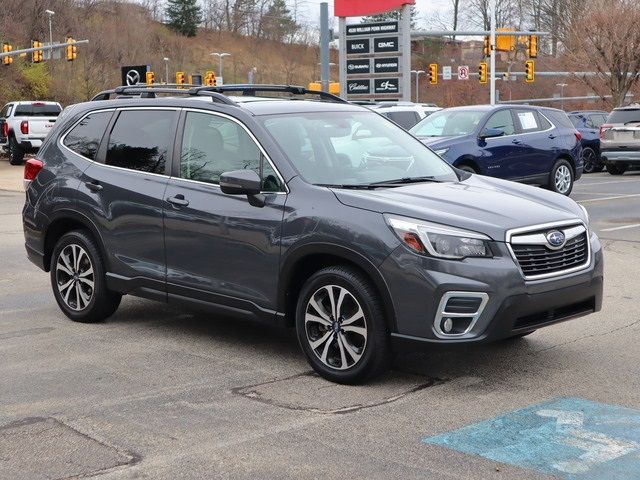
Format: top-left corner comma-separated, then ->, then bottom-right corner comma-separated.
417,136 -> 465,149
332,175 -> 585,241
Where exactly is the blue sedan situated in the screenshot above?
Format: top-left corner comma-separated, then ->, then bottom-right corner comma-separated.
409,105 -> 583,195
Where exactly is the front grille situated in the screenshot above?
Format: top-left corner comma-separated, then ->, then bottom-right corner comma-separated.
511,228 -> 589,279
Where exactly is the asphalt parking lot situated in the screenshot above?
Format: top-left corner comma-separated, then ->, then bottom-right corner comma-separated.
1,160 -> 640,479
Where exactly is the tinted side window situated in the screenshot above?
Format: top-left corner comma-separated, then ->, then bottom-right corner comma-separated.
0,104 -> 11,118
180,111 -> 282,192
607,109 -> 640,124
105,110 -> 175,174
63,111 -> 112,160
386,111 -> 420,129
485,110 -> 516,135
590,114 -> 607,128
514,109 -> 541,132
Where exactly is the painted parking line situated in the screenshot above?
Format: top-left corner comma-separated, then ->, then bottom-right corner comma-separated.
423,397 -> 640,479
578,193 -> 640,203
601,223 -> 640,232
575,179 -> 640,186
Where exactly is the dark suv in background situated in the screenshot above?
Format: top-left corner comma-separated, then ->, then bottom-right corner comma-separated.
22,85 -> 603,384
568,110 -> 609,173
409,105 -> 583,195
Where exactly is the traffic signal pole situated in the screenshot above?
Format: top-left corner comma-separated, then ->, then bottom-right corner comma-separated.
0,39 -> 88,59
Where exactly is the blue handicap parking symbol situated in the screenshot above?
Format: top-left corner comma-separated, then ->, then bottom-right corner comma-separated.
423,397 -> 640,479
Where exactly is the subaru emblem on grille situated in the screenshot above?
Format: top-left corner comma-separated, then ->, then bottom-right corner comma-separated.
546,230 -> 566,249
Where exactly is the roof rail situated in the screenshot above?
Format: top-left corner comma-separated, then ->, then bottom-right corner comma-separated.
190,84 -> 347,103
90,84 -> 236,105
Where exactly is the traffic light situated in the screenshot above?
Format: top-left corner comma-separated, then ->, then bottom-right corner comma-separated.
2,43 -> 13,66
175,71 -> 185,86
66,37 -> 77,62
32,41 -> 44,63
478,62 -> 488,84
204,70 -> 216,86
528,35 -> 538,58
483,36 -> 490,57
525,60 -> 535,83
428,63 -> 438,85
146,71 -> 155,85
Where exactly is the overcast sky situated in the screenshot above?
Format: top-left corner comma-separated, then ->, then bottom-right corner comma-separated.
292,0 -> 452,29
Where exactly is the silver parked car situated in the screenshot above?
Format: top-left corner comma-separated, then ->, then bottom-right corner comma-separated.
600,104 -> 640,175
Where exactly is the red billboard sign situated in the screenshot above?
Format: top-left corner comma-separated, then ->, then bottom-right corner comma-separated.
334,0 -> 415,17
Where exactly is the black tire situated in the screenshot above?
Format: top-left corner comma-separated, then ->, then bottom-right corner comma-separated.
581,147 -> 598,174
606,163 -> 627,175
50,230 -> 121,323
8,136 -> 24,165
457,164 -> 477,174
295,266 -> 391,384
592,164 -> 604,173
548,159 -> 574,196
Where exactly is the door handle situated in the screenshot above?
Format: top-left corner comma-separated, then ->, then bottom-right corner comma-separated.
512,139 -> 522,145
548,134 -> 557,139
85,181 -> 103,192
167,194 -> 189,207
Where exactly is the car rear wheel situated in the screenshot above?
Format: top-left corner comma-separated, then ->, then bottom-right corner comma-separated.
50,230 -> 121,323
548,159 -> 574,195
606,163 -> 627,175
8,137 -> 24,165
581,147 -> 599,174
295,266 -> 390,384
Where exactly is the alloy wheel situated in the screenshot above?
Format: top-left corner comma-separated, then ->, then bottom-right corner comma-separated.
304,285 -> 368,371
55,244 -> 95,311
582,149 -> 596,173
554,165 -> 572,194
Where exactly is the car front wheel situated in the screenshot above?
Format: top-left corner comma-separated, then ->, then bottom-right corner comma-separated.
50,230 -> 121,323
549,159 -> 574,195
581,147 -> 599,174
295,266 -> 390,384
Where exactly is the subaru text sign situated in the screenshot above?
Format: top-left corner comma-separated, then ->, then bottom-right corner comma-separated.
374,78 -> 399,94
347,59 -> 371,74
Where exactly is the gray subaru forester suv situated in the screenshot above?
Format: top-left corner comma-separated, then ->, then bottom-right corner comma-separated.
23,85 -> 603,384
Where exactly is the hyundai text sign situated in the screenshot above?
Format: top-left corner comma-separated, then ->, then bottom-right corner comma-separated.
374,57 -> 399,73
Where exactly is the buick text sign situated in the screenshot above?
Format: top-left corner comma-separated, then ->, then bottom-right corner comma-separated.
374,78 -> 399,94
374,57 -> 399,73
347,79 -> 371,94
346,21 -> 398,36
346,38 -> 370,54
374,37 -> 399,53
346,59 -> 371,74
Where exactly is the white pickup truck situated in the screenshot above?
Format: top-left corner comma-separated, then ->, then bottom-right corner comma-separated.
0,101 -> 62,165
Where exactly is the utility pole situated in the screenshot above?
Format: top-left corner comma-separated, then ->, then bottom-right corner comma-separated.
411,70 -> 425,103
210,52 -> 230,81
45,10 -> 54,60
489,0 -> 496,105
319,2 -> 330,93
556,83 -> 568,109
163,57 -> 169,84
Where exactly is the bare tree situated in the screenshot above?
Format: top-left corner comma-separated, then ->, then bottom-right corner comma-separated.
563,0 -> 640,107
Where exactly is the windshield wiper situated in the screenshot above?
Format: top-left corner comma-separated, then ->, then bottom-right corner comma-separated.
364,176 -> 443,186
315,183 -> 397,189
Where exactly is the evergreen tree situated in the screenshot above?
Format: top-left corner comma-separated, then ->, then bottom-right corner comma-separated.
362,6 -> 419,29
263,0 -> 298,42
165,0 -> 202,37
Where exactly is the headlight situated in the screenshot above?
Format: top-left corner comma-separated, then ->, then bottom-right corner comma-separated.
579,204 -> 590,224
434,148 -> 449,157
385,215 -> 492,259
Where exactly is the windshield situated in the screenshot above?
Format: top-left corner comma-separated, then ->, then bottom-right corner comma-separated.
410,109 -> 485,137
608,109 -> 640,124
259,111 -> 457,186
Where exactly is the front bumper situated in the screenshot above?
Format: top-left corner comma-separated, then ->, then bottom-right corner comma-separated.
381,232 -> 604,349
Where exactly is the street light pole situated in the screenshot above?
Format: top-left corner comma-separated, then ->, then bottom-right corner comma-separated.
45,10 -> 55,58
163,57 -> 169,84
410,70 -> 425,103
210,52 -> 231,80
556,83 -> 568,110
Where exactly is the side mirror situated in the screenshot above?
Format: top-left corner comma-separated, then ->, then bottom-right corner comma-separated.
220,169 -> 261,195
479,127 -> 505,139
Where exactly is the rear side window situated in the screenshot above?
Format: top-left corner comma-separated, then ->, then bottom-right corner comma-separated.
537,112 -> 552,130
0,104 -> 12,118
105,110 -> 175,174
14,103 -> 62,117
514,109 -> 541,132
543,110 -> 574,129
385,111 -> 420,129
607,109 -> 640,124
63,111 -> 112,161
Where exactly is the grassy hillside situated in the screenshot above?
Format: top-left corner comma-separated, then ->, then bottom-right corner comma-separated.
0,0 -> 325,106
